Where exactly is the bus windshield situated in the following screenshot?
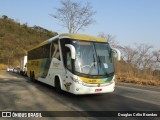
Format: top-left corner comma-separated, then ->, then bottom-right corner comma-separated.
73,41 -> 114,76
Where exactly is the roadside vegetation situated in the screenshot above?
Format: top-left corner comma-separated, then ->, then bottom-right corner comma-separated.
115,60 -> 160,86
0,15 -> 58,68
0,64 -> 8,70
117,46 -> 160,86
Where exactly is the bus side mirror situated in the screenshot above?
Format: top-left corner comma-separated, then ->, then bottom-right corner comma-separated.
112,48 -> 121,61
65,44 -> 76,59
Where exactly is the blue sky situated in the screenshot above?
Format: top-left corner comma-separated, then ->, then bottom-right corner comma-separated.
0,0 -> 160,49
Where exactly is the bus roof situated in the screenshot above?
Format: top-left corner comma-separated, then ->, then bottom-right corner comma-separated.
59,33 -> 108,42
28,33 -> 108,51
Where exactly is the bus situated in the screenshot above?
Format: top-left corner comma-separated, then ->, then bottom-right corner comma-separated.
27,34 -> 121,94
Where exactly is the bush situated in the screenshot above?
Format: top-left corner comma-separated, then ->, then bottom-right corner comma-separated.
0,64 -> 8,70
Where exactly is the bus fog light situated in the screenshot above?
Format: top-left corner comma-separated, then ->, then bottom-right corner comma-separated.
76,88 -> 79,91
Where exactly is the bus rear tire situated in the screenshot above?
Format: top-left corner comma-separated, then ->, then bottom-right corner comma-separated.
55,77 -> 62,93
30,71 -> 35,82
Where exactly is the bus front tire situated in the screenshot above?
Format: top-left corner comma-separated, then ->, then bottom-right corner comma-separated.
55,77 -> 62,93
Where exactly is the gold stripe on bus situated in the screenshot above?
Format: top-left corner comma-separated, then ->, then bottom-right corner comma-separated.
60,34 -> 107,42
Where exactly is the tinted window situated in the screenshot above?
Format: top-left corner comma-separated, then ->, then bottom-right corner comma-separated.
28,40 -> 61,60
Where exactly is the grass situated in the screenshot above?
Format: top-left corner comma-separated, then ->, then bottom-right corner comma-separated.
0,64 -> 8,70
115,74 -> 160,86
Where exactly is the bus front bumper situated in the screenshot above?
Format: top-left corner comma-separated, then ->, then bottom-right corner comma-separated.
72,81 -> 115,95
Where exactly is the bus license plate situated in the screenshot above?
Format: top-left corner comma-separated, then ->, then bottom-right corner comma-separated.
95,88 -> 102,92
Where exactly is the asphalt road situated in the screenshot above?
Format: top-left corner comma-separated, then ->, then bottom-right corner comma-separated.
0,71 -> 159,120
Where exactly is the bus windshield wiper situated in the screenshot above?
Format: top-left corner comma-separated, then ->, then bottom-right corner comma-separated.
87,54 -> 96,75
97,56 -> 102,66
93,54 -> 96,67
97,56 -> 109,75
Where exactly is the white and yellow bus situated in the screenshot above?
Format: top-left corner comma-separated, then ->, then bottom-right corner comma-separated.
27,34 -> 121,94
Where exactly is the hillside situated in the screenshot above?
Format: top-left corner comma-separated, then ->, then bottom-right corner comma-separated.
0,15 -> 58,66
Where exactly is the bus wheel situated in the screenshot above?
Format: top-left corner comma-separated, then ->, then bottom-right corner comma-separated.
30,71 -> 35,82
55,77 -> 62,93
